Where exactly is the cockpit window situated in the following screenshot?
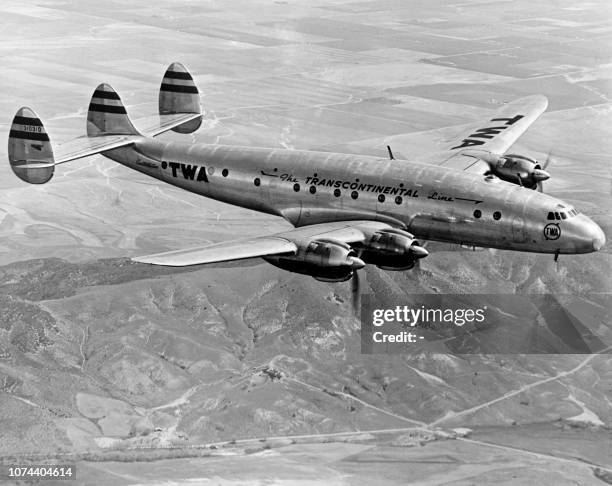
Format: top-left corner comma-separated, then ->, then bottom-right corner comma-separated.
548,208 -> 579,220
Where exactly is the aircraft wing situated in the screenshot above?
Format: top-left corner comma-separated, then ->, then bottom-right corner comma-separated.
133,220 -> 393,267
435,95 -> 549,173
133,236 -> 298,266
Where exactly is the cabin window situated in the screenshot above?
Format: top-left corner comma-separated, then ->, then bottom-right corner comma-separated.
351,191 -> 359,200
493,211 -> 501,220
293,183 -> 300,192
222,169 -> 229,177
309,186 -> 316,194
254,177 -> 260,186
473,209 -> 482,219
395,196 -> 403,205
378,194 -> 385,203
334,189 -> 341,197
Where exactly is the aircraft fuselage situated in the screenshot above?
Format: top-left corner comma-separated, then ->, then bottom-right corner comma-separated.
105,138 -> 604,256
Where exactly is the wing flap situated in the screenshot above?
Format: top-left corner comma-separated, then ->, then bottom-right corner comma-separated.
133,236 -> 298,267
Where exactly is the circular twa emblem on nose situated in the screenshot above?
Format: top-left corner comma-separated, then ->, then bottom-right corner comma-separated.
544,223 -> 561,240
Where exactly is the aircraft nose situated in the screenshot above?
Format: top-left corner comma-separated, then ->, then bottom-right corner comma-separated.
565,215 -> 606,253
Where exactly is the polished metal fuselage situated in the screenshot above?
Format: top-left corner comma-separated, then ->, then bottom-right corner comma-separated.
106,138 -> 604,255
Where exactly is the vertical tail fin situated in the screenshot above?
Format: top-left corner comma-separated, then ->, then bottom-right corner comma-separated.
8,107 -> 55,184
87,83 -> 139,137
159,62 -> 202,134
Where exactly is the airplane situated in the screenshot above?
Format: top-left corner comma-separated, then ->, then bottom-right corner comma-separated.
8,62 -> 605,295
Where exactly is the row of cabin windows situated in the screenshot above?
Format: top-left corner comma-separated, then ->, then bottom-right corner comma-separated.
251,177 -> 510,221
253,179 -> 406,204
473,209 -> 502,220
254,178 -> 510,216
547,209 -> 578,220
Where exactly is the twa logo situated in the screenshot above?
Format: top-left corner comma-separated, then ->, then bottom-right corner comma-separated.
451,115 -> 524,150
543,223 -> 561,240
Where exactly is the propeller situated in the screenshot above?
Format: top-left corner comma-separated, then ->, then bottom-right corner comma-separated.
413,241 -> 429,271
535,151 -> 554,192
350,267 -> 361,315
350,249 -> 365,315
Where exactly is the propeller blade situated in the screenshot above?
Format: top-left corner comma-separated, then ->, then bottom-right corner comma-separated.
536,151 -> 553,192
542,151 -> 553,170
351,269 -> 361,315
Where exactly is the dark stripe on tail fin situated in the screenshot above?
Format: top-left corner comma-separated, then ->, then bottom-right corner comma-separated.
163,70 -> 193,80
91,89 -> 121,100
8,107 -> 54,184
8,129 -> 50,141
87,83 -> 139,136
160,83 -> 199,94
12,115 -> 44,127
88,103 -> 128,114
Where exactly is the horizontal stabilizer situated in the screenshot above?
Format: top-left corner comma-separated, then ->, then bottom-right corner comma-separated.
54,134 -> 141,165
133,236 -> 297,267
137,113 -> 203,138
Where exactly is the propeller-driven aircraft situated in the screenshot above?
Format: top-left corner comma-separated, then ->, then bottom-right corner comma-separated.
8,63 -> 605,293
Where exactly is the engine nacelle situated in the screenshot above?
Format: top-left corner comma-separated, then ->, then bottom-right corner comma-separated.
491,154 -> 549,189
263,239 -> 364,282
358,229 -> 428,271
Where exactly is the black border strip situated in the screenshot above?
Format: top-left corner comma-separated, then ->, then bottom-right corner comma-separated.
164,71 -> 192,80
9,129 -> 50,141
88,103 -> 127,114
13,116 -> 43,126
92,90 -> 121,100
160,83 -> 198,94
